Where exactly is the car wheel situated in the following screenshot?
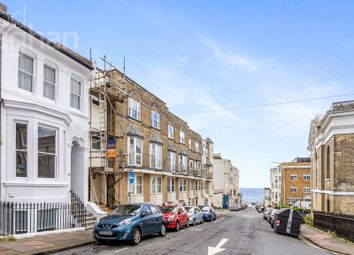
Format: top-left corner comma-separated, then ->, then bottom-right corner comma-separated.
186,221 -> 190,228
213,216 -> 216,221
200,219 -> 204,224
193,218 -> 196,226
159,224 -> 166,236
131,228 -> 141,245
176,221 -> 180,232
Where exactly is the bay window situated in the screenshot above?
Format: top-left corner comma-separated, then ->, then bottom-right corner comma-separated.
168,151 -> 176,172
128,136 -> 142,166
38,126 -> 56,178
150,143 -> 162,169
168,178 -> 175,192
16,123 -> 28,177
151,176 -> 162,194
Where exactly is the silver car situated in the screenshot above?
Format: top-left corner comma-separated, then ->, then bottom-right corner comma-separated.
185,206 -> 204,226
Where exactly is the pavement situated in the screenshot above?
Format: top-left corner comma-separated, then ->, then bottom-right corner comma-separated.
300,224 -> 354,255
0,230 -> 95,255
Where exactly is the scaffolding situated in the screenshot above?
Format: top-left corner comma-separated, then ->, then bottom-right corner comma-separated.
89,56 -> 128,208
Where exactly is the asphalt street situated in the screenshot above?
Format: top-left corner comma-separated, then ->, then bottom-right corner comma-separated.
55,208 -> 331,255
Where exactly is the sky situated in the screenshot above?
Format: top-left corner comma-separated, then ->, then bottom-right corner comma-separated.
4,0 -> 354,188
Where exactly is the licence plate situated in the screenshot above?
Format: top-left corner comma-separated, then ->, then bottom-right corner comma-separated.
98,230 -> 113,236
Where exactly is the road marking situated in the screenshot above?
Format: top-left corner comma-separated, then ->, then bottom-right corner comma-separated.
189,228 -> 204,231
208,238 -> 228,255
115,248 -> 128,253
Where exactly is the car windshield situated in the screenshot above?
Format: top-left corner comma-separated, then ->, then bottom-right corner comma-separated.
184,206 -> 192,212
202,207 -> 210,212
160,207 -> 177,213
110,205 -> 141,216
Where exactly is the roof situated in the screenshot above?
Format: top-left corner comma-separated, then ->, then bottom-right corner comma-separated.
0,11 -> 93,70
205,137 -> 214,144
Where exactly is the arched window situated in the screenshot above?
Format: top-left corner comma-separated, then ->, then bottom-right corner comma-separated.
326,146 -> 330,179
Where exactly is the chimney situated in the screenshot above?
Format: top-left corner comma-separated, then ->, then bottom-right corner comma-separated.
0,3 -> 7,15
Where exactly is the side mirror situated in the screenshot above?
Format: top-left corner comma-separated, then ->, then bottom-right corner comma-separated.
141,211 -> 148,217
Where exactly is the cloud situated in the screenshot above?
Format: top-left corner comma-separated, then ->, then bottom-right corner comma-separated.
199,36 -> 257,71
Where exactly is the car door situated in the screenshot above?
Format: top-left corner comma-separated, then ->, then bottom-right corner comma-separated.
140,205 -> 153,236
150,205 -> 163,233
180,206 -> 188,225
195,207 -> 202,222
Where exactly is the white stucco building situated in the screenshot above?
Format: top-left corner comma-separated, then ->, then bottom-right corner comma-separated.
0,4 -> 93,235
211,153 -> 239,208
270,166 -> 282,206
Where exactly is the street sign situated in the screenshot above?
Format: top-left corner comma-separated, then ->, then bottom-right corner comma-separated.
129,171 -> 135,184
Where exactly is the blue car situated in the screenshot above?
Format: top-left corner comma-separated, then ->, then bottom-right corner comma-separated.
201,206 -> 216,222
185,206 -> 204,226
93,204 -> 166,245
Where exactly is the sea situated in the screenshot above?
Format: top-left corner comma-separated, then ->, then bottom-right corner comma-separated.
240,188 -> 264,204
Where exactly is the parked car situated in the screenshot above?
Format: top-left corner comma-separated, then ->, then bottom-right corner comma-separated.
185,206 -> 204,226
257,206 -> 265,213
265,208 -> 276,222
93,204 -> 166,245
269,209 -> 280,228
201,206 -> 216,222
159,204 -> 189,231
230,204 -> 241,211
263,207 -> 271,220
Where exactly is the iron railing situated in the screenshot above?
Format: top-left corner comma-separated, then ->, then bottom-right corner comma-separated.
313,211 -> 354,242
0,191 -> 86,236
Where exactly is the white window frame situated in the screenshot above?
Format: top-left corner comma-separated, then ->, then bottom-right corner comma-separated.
133,175 -> 143,195
195,142 -> 199,152
150,143 -> 162,169
168,178 -> 175,192
128,98 -> 141,121
179,179 -> 187,192
179,131 -> 185,144
43,63 -> 56,101
15,122 -> 28,178
151,176 -> 162,194
168,125 -> 174,139
168,151 -> 176,172
37,125 -> 57,179
70,77 -> 82,110
18,52 -> 34,93
179,155 -> 187,173
188,139 -> 192,150
127,137 -> 143,166
151,111 -> 160,129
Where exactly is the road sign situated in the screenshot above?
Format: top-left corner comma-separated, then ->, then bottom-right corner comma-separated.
129,171 -> 135,184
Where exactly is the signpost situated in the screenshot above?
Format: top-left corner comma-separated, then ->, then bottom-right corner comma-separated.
128,170 -> 135,204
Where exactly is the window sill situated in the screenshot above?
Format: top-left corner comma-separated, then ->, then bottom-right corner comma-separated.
3,182 -> 69,187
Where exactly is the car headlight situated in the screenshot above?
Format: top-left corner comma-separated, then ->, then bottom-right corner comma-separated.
168,216 -> 175,222
119,218 -> 132,226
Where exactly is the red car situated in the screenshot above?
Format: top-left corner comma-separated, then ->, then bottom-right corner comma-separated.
160,204 -> 189,231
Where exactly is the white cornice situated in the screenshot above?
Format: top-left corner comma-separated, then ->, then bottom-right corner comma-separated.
3,99 -> 73,126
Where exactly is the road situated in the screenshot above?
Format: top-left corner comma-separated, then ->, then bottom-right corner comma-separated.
55,208 -> 331,255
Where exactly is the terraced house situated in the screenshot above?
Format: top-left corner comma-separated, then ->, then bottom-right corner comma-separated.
88,68 -> 214,209
0,4 -> 93,236
308,100 -> 354,242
